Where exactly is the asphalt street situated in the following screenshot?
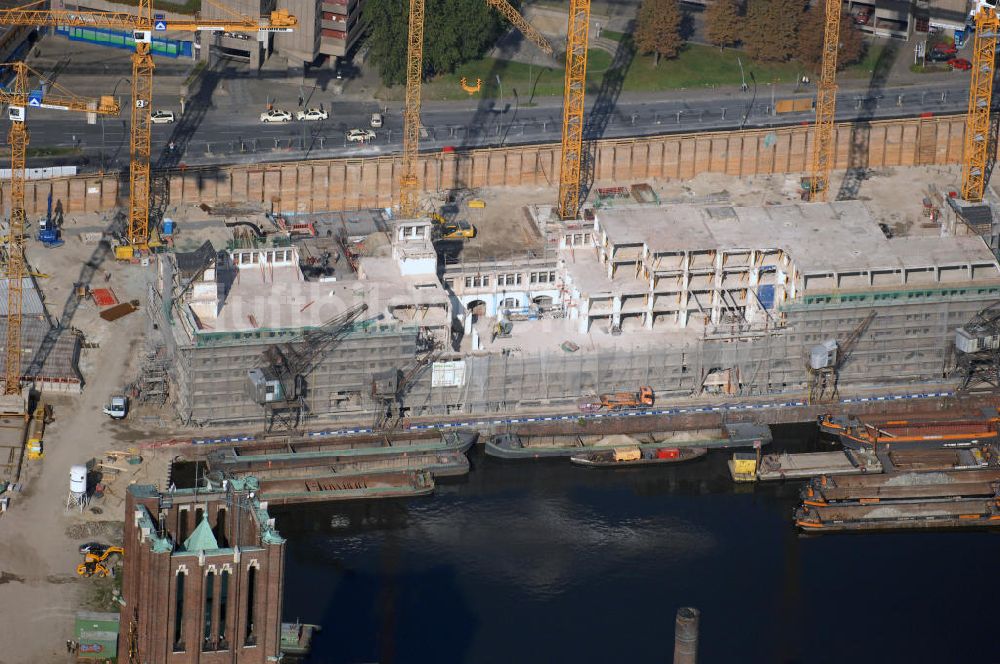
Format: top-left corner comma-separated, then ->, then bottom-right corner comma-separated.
12,38 -> 975,171
20,81 -> 972,172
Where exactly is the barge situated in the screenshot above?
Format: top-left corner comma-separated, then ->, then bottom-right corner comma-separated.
795,498 -> 1000,532
224,450 -> 470,479
206,430 -> 477,468
257,470 -> 434,505
818,413 -> 1000,451
570,446 -> 707,468
487,423 -> 770,459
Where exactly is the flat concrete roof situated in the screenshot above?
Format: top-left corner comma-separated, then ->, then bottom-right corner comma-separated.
205,260 -> 449,334
595,201 -> 1000,276
564,251 -> 648,297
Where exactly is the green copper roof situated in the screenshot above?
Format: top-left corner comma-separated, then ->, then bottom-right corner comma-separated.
183,514 -> 219,553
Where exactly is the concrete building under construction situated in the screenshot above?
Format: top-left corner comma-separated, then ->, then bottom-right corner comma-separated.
147,197 -> 1000,426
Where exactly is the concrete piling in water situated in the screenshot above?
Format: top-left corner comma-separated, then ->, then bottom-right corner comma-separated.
673,607 -> 700,664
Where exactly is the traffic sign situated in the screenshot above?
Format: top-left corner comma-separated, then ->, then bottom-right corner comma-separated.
28,97 -> 41,107
28,89 -> 42,105
154,20 -> 167,31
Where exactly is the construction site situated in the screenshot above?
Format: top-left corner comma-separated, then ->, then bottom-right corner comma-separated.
4,0 -> 1000,661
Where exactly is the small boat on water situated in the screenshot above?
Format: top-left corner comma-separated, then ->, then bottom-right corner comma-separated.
570,445 -> 707,467
818,412 -> 1000,451
281,621 -> 320,657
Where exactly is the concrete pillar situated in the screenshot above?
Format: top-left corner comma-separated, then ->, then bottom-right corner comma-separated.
673,607 -> 700,664
578,297 -> 590,334
463,312 -> 473,336
198,32 -> 211,62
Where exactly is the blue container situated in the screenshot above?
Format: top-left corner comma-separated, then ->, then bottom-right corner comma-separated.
757,285 -> 775,310
163,219 -> 175,235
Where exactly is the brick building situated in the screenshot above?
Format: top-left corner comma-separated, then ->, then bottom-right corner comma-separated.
121,478 -> 286,663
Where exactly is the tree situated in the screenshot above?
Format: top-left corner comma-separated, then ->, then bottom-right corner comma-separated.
706,0 -> 743,50
364,0 -> 506,86
794,4 -> 864,72
634,0 -> 684,66
743,0 -> 805,62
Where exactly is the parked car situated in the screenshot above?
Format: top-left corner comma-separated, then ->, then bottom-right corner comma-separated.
150,110 -> 175,124
296,108 -> 328,121
346,128 -> 376,143
932,43 -> 958,55
260,109 -> 293,123
370,112 -> 383,128
949,58 -> 972,71
103,395 -> 128,419
927,50 -> 953,63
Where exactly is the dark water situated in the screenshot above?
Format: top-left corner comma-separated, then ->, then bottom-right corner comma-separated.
273,424 -> 1000,664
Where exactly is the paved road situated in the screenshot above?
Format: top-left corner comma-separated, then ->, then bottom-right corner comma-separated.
21,79 -> 971,172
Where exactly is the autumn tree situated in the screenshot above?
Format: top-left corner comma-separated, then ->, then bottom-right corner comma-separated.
743,0 -> 805,62
706,0 -> 743,50
795,4 -> 864,71
364,0 -> 506,86
634,0 -> 684,66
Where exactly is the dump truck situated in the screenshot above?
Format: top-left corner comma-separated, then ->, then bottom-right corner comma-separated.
599,386 -> 654,410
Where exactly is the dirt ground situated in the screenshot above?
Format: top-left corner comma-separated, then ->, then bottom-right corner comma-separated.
0,221 -> 174,664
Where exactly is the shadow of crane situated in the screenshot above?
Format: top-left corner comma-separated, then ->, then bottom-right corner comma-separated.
150,57 -> 226,228
836,41 -> 898,201
25,213 -> 119,380
580,33 -> 636,207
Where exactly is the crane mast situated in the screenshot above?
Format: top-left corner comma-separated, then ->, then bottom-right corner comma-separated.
0,0 -> 298,250
398,0 -> 552,217
961,4 -> 999,202
557,0 -> 590,220
1,62 -> 120,395
807,0 -> 841,202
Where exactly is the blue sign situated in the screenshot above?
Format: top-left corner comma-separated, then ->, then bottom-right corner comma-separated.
28,90 -> 42,107
154,20 -> 167,31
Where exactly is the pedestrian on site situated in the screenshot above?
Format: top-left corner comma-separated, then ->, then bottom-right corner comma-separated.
65,640 -> 72,653
298,95 -> 304,107
104,271 -> 111,282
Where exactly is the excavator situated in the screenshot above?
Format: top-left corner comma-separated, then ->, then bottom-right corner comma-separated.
599,386 -> 655,410
77,546 -> 124,578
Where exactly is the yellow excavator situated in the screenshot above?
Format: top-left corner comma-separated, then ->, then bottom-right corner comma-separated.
76,546 -> 124,578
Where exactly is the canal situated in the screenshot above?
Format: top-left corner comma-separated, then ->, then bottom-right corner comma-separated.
273,423 -> 1000,663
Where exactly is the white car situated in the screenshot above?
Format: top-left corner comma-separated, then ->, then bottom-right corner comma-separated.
260,109 -> 293,123
103,395 -> 128,419
296,108 -> 328,121
346,128 -> 376,143
370,112 -> 383,128
150,110 -> 175,124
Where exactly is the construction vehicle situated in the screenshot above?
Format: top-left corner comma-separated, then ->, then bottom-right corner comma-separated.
77,546 -> 124,578
0,1 -> 298,252
371,347 -> 441,430
36,217 -> 63,248
439,221 -> 476,240
25,402 -> 49,460
599,386 -> 655,410
248,303 -> 369,430
103,395 -> 129,420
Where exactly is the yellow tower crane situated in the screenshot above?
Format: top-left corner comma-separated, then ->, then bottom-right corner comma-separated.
962,2 -> 1000,203
806,0 -> 842,202
398,0 -> 553,218
556,0 -> 590,219
1,62 -> 120,396
0,0 -> 297,253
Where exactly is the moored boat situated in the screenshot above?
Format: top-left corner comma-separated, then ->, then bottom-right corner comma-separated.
818,413 -> 1000,451
257,469 -> 435,505
570,445 -> 708,467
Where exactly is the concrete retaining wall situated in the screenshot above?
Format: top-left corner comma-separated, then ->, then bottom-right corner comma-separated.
2,114 -> 967,217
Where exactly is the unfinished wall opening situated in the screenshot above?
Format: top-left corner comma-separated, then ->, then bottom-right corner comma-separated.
218,570 -> 230,649
244,565 -> 257,647
203,570 -> 215,651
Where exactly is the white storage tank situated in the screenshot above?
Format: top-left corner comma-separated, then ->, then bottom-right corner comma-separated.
69,465 -> 87,494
